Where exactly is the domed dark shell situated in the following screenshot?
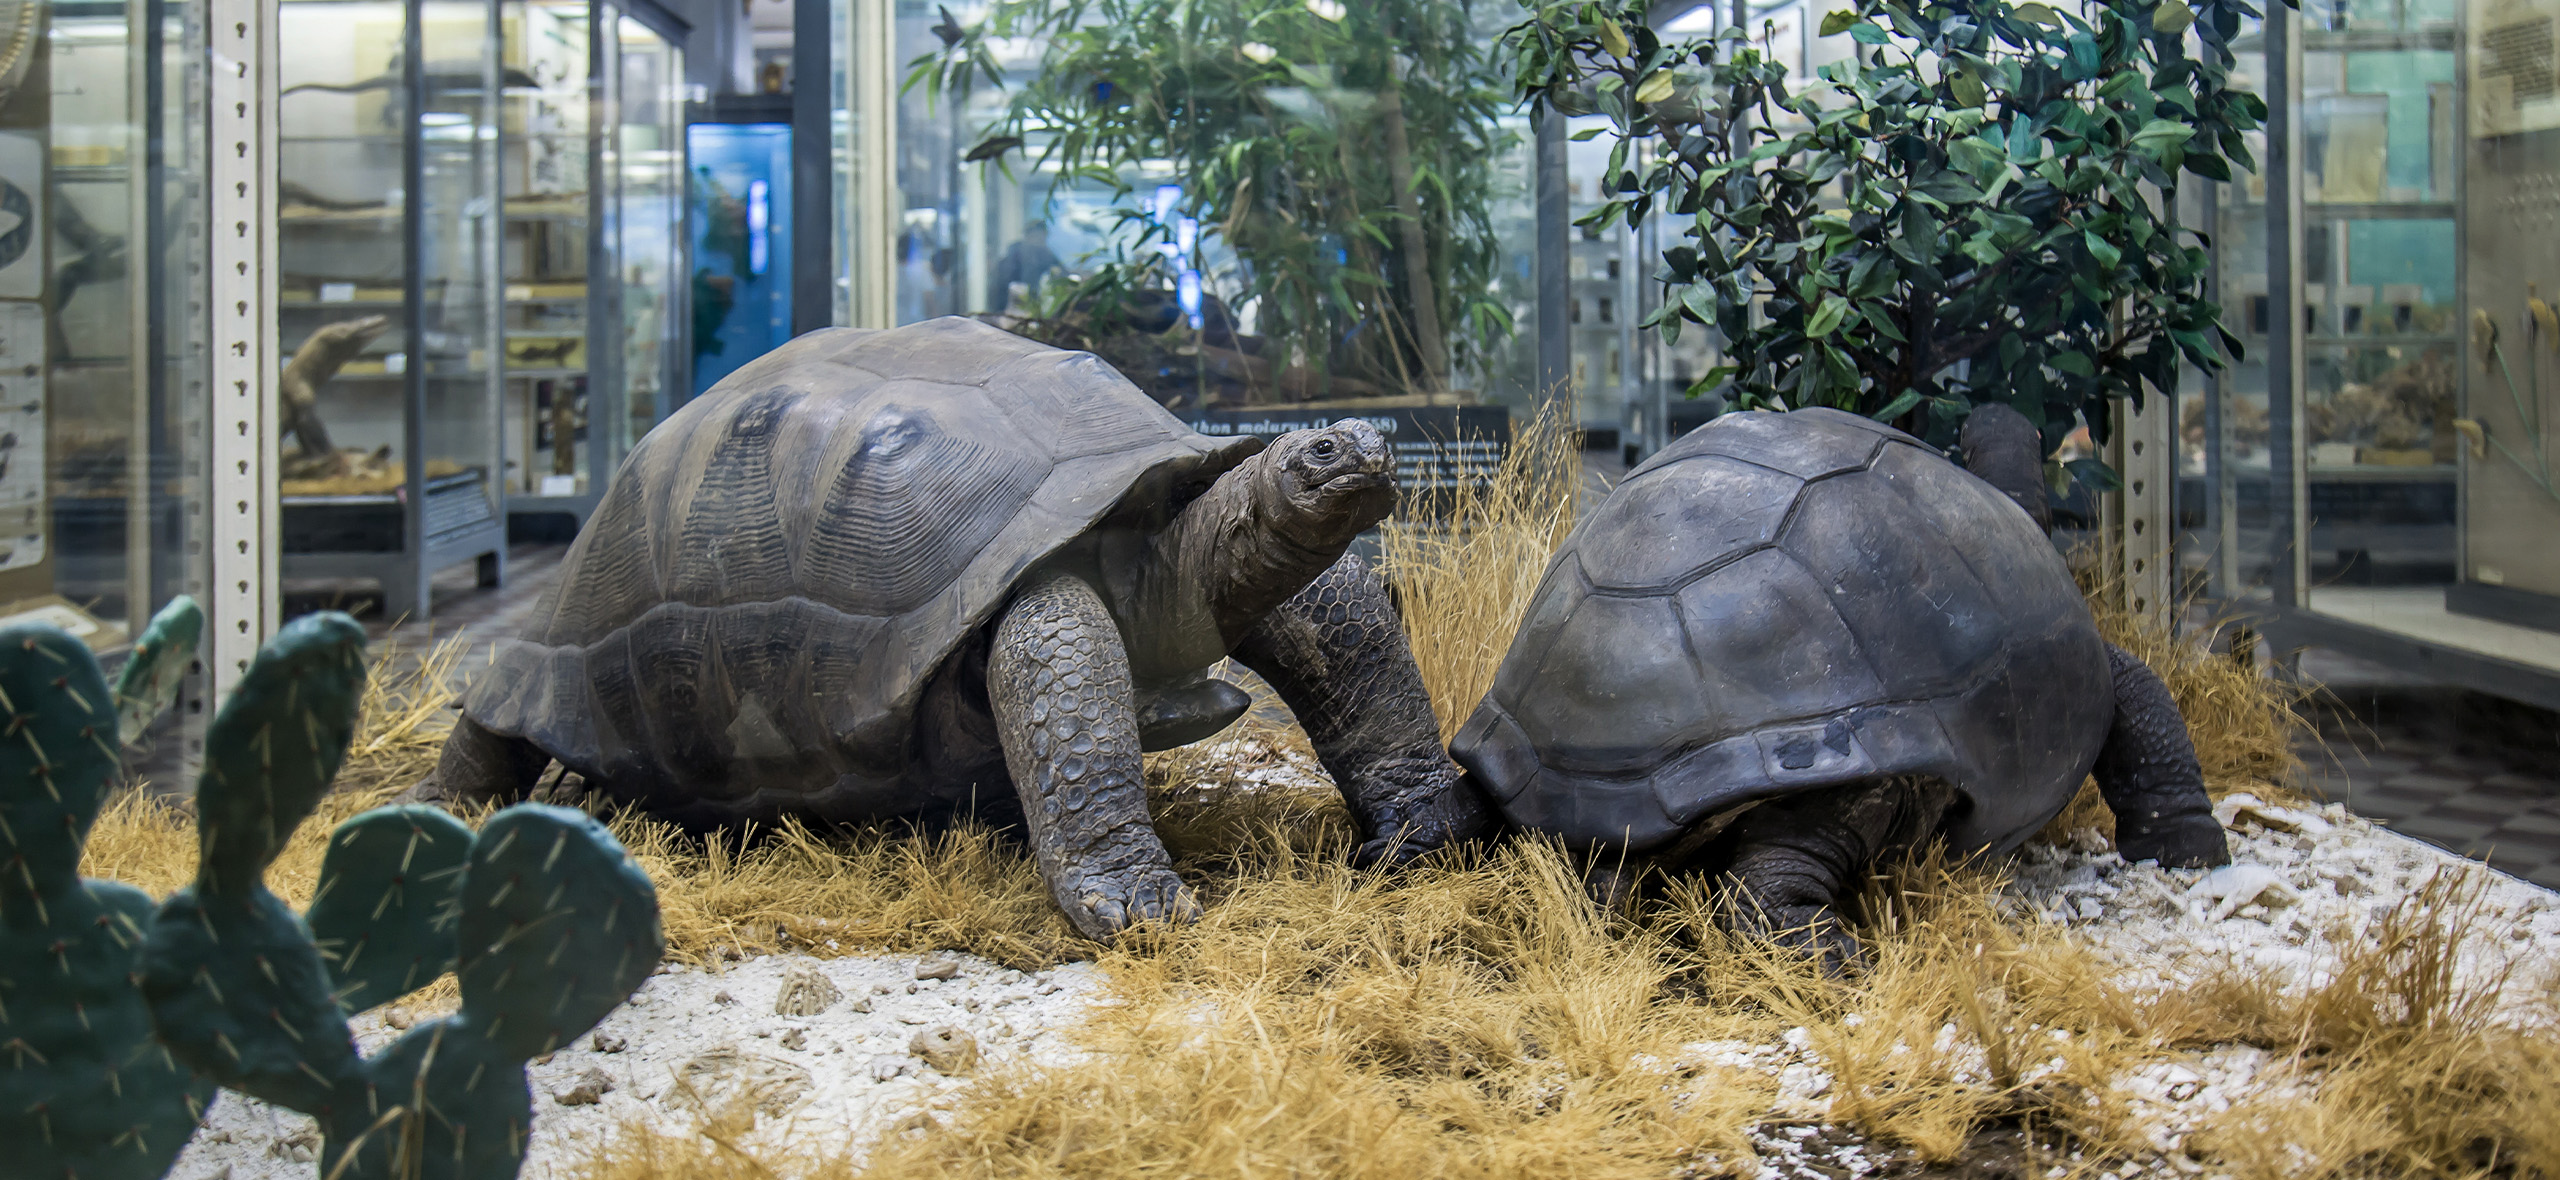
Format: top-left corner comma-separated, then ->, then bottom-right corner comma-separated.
1451,407 -> 2109,855
464,317 -> 1260,825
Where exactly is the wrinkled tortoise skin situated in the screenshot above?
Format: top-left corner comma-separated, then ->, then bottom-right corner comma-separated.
1452,407 -> 2112,857
464,318 -> 1260,827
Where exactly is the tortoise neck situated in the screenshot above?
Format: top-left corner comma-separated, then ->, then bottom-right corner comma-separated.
1111,449 -> 1363,680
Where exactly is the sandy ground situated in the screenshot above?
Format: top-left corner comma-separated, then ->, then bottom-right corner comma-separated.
161,795 -> 2559,1180
166,955 -> 1110,1179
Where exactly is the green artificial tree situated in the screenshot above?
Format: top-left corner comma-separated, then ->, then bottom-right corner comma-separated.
1506,0 -> 2274,468
916,0 -> 1515,401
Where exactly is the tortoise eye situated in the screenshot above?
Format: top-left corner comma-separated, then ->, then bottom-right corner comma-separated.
1310,437 -> 1339,462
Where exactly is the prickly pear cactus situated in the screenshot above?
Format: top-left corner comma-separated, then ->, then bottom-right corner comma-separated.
306,805 -> 472,1013
112,596 -> 201,746
0,615 -> 217,1180
140,611 -> 666,1180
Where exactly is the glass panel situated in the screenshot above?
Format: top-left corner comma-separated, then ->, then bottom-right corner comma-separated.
0,0 -> 207,766
871,0 -> 1531,417
41,4 -> 148,632
613,13 -> 682,446
501,0 -> 591,499
2449,0 -> 2560,673
420,0 -> 505,535
277,0 -> 410,504
686,121 -> 792,396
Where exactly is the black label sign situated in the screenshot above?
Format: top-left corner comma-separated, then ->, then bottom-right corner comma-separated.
1182,406 -> 1512,493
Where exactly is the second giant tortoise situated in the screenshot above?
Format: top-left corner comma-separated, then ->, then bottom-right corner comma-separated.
417,318 -> 1491,938
1451,405 -> 2227,967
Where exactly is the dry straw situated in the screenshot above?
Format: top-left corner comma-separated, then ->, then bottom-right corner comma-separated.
76,416 -> 2559,1179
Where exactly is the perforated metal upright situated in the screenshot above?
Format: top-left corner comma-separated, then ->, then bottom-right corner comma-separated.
208,0 -> 281,697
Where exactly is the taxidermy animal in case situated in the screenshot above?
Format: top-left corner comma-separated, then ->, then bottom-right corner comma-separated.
1452,405 -> 2228,970
412,317 -> 1491,940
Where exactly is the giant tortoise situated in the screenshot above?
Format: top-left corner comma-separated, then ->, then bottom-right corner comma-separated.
1450,404 -> 2227,967
415,318 -> 1490,938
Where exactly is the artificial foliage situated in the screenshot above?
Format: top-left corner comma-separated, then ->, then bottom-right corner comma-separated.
1505,0 -> 2272,458
0,600 -> 214,1180
915,0 -> 1514,394
137,612 -> 665,1180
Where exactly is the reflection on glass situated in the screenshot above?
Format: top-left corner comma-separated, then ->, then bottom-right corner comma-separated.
688,123 -> 792,395
18,0 -> 203,652
502,0 -> 591,499
615,14 -> 684,450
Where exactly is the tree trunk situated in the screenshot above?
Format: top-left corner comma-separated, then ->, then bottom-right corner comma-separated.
1377,73 -> 1448,397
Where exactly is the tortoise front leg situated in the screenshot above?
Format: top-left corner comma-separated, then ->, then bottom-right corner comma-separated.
989,572 -> 1200,940
1706,777 -> 1954,975
404,714 -> 550,807
2094,643 -> 2230,868
1230,552 -> 1498,867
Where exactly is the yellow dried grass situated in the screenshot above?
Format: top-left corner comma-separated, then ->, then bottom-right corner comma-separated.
70,416 -> 2558,1180
1377,407 -> 1587,742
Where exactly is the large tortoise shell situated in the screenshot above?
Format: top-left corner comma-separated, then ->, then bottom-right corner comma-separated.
1451,407 -> 2110,856
464,318 -> 1259,825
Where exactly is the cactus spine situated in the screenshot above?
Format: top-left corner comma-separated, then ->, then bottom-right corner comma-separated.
0,600 -> 216,1180
139,611 -> 665,1180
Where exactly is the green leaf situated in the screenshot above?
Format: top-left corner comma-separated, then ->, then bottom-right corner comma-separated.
2084,230 -> 2122,269
1849,21 -> 1889,43
2007,118 -> 2041,160
1569,127 -> 1607,141
1635,70 -> 1677,103
1806,296 -> 1850,338
2131,119 -> 2196,149
2066,456 -> 2124,493
1819,9 -> 1860,36
1871,387 -> 1925,421
1950,66 -> 1986,108
2052,350 -> 2097,377
2152,1 -> 2195,35
1597,19 -> 1631,58
2013,3 -> 2064,25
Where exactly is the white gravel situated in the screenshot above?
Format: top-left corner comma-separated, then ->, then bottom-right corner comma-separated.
156,795 -> 2560,1180
162,952 -> 1108,1179
1678,796 -> 2560,1178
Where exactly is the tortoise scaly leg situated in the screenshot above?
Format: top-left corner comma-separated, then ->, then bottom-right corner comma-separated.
2095,643 -> 2230,867
1708,778 -> 1954,975
404,714 -> 550,807
989,572 -> 1198,940
1230,552 -> 1497,867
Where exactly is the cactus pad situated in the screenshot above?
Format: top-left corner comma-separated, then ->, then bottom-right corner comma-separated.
0,619 -> 216,1179
112,595 -> 201,747
307,805 -> 473,1013
141,610 -> 665,1180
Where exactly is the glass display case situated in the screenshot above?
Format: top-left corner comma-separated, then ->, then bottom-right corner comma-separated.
9,0 -> 212,760
2183,0 -> 2560,707
498,0 -> 687,523
276,0 -> 508,621
837,0 -> 1536,424
276,0 -> 685,613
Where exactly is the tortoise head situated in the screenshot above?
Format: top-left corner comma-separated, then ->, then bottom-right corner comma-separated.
1112,419 -> 1397,680
1255,418 -> 1396,548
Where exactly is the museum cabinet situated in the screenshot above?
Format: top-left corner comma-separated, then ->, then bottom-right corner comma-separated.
275,0 -> 685,621
5,0 -> 214,758
2172,0 -> 2560,707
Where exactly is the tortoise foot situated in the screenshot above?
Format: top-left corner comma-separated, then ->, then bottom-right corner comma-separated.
2115,809 -> 2230,868
1066,864 -> 1201,939
1747,905 -> 1866,978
